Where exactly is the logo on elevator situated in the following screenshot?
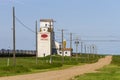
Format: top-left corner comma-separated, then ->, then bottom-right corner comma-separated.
41,34 -> 48,40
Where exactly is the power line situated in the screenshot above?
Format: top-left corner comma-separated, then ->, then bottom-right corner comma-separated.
15,16 -> 35,33
80,35 -> 120,38
55,38 -> 120,42
83,40 -> 120,42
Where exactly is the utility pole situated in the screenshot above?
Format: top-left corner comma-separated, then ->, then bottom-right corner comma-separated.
95,45 -> 98,58
75,36 -> 79,61
92,44 -> 95,58
87,45 -> 90,62
92,45 -> 95,54
84,44 -> 86,54
95,45 -> 97,54
80,41 -> 83,62
81,41 -> 83,54
70,33 -> 72,59
49,21 -> 53,64
13,6 -> 16,66
90,45 -> 93,59
61,29 -> 64,63
36,20 -> 38,64
58,29 -> 65,63
84,44 -> 87,62
90,45 -> 92,54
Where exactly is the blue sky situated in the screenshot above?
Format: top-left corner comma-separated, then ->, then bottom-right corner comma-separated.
1,0 -> 120,54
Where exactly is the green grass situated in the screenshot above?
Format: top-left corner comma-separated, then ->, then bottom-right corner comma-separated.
111,55 -> 120,66
72,55 -> 120,80
73,65 -> 120,80
0,54 -> 102,77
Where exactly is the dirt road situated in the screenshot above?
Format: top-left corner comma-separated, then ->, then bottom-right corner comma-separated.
0,56 -> 112,80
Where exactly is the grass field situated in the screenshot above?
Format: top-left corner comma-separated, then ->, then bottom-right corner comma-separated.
0,54 -> 102,77
72,55 -> 120,80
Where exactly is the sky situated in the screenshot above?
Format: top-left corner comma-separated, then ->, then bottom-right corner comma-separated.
1,0 -> 120,54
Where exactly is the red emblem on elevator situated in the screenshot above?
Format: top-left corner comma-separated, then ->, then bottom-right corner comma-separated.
41,34 -> 48,38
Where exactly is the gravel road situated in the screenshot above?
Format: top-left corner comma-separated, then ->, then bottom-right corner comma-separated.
0,56 -> 112,80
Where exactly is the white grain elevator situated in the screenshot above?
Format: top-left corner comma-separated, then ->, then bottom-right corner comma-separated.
37,19 -> 56,57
